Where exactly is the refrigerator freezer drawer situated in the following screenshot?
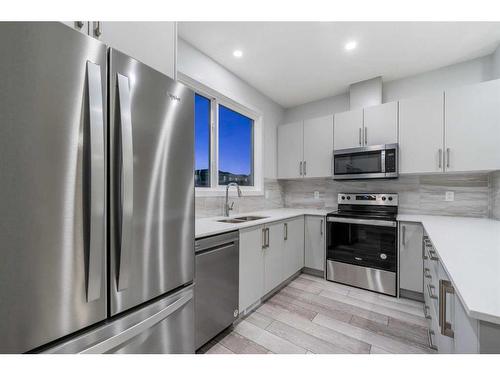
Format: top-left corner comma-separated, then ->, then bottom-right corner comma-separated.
43,286 -> 194,354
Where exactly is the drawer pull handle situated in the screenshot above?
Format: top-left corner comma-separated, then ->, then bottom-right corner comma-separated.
423,305 -> 432,320
424,268 -> 432,279
427,284 -> 438,300
427,329 -> 437,350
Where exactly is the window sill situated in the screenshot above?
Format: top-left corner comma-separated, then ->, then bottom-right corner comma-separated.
195,187 -> 264,197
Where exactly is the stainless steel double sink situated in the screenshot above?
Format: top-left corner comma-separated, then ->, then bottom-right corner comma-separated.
216,216 -> 268,224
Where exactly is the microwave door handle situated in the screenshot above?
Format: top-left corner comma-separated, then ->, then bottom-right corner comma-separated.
85,61 -> 105,302
381,150 -> 386,173
116,73 -> 134,292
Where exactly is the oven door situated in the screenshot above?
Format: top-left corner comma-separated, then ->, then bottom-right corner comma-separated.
326,217 -> 397,272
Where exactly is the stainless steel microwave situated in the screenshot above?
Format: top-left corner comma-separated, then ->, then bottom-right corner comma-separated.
333,144 -> 398,180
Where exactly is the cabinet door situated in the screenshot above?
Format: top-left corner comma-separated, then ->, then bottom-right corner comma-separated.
453,295 -> 479,353
94,22 -> 177,79
399,222 -> 423,293
363,101 -> 398,146
278,122 -> 304,179
445,79 -> 500,172
61,21 -> 89,34
399,93 -> 444,174
263,222 -> 285,295
303,115 -> 334,178
334,109 -> 363,150
239,226 -> 265,312
304,216 -> 325,272
283,217 -> 305,278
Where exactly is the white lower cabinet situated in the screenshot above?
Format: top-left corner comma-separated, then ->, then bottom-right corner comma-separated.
304,216 -> 325,272
283,217 -> 305,277
263,221 -> 285,295
399,222 -> 423,294
238,225 -> 265,312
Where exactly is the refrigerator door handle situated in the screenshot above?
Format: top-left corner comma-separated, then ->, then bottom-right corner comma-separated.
86,61 -> 105,303
116,73 -> 134,291
79,289 -> 193,353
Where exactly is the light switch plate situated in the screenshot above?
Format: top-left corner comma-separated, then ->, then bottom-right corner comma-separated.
314,191 -> 320,200
445,191 -> 454,202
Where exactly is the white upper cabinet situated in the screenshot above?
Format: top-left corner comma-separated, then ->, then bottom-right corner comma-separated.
92,22 -> 177,79
363,101 -> 398,146
445,79 -> 500,172
277,121 -> 303,179
334,109 -> 363,149
303,115 -> 334,178
399,92 -> 444,174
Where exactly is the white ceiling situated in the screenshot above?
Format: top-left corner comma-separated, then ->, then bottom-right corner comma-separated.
178,22 -> 500,108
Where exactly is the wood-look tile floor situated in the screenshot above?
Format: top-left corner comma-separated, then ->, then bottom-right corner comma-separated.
198,274 -> 435,354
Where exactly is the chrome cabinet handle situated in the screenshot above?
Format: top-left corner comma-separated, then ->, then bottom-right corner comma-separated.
427,284 -> 438,299
262,227 -> 266,249
423,305 -> 432,320
75,21 -> 85,29
438,148 -> 443,169
93,21 -> 102,37
320,219 -> 323,236
446,147 -> 450,169
439,280 -> 455,338
266,228 -> 270,248
303,161 -> 307,176
427,329 -> 437,350
116,73 -> 134,291
359,128 -> 362,145
364,127 -> 367,145
299,161 -> 303,176
424,268 -> 432,279
427,249 -> 439,261
85,62 -> 105,302
284,223 -> 288,241
402,225 -> 406,246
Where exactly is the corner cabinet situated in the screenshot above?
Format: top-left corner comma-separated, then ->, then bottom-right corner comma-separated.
278,115 -> 333,179
304,216 -> 325,272
445,79 -> 500,172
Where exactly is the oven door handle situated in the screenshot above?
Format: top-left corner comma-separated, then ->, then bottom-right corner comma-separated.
327,217 -> 397,227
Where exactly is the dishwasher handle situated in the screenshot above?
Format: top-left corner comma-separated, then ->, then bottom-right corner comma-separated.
195,242 -> 236,257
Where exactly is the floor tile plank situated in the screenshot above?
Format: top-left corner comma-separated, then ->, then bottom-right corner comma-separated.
218,332 -> 270,354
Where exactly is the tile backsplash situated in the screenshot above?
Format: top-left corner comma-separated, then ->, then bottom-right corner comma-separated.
195,179 -> 284,218
280,173 -> 492,218
195,173 -> 500,219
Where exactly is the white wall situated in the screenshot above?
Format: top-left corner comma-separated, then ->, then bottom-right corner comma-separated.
177,39 -> 285,179
283,53 -> 496,122
383,55 -> 492,102
283,93 -> 349,123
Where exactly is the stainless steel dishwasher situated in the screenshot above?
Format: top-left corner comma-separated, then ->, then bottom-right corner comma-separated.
195,231 -> 239,349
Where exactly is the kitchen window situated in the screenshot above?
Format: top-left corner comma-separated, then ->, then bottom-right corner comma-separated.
190,80 -> 262,196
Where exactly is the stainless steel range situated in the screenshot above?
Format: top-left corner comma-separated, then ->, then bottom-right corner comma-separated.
326,193 -> 398,296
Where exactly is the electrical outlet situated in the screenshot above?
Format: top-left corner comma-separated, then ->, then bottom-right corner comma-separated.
445,191 -> 455,202
314,191 -> 320,200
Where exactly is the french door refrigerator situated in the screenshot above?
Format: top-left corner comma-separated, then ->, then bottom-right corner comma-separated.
0,22 -> 194,354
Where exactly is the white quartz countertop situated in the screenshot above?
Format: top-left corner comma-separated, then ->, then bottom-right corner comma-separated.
398,214 -> 500,324
196,208 -> 330,239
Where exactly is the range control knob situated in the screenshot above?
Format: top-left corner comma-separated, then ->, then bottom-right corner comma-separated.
381,196 -> 387,201
380,253 -> 387,260
346,196 -> 351,200
341,196 -> 345,200
388,196 -> 393,201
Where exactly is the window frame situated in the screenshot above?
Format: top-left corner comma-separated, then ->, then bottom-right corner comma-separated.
183,74 -> 263,197
194,93 -> 212,188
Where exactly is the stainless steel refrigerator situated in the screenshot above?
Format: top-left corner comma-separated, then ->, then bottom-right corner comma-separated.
0,22 -> 194,354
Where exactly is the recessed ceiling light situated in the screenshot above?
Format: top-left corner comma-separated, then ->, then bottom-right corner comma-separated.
344,41 -> 357,51
233,49 -> 243,58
